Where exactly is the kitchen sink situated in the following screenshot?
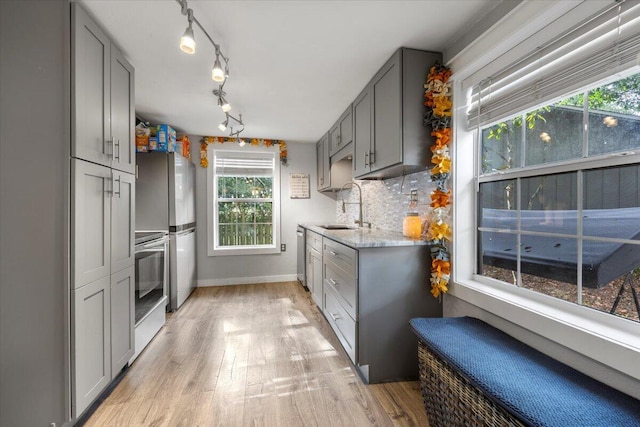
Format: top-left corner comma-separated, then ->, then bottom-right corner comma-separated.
318,224 -> 358,230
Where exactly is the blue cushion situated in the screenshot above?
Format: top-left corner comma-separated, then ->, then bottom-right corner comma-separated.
410,317 -> 640,427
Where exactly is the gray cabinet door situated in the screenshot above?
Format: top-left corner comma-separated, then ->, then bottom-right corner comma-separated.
72,3 -> 110,167
339,105 -> 353,148
322,134 -> 331,189
110,265 -> 134,378
316,139 -> 324,190
111,171 -> 135,274
72,276 -> 111,417
310,248 -> 323,307
328,121 -> 340,157
371,51 -> 402,172
353,86 -> 373,178
72,159 -> 111,289
317,134 -> 330,191
110,46 -> 135,174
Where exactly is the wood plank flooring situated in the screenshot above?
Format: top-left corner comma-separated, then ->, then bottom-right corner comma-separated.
84,281 -> 429,426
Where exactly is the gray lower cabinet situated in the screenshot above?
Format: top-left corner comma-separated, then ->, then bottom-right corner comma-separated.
306,230 -> 323,307
110,265 -> 135,378
322,236 -> 441,383
353,48 -> 442,179
71,159 -> 135,417
72,276 -> 111,417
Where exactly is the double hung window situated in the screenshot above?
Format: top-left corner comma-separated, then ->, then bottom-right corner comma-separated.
470,0 -> 640,323
207,146 -> 280,256
478,73 -> 640,323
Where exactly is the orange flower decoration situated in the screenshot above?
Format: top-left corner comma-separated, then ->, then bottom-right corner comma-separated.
432,259 -> 451,277
428,222 -> 452,241
431,156 -> 451,174
431,128 -> 451,148
430,279 -> 449,298
430,189 -> 451,208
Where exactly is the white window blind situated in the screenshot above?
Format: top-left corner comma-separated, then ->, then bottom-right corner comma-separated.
468,0 -> 640,129
214,150 -> 275,177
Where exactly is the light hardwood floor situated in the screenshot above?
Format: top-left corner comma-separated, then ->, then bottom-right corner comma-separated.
84,282 -> 429,426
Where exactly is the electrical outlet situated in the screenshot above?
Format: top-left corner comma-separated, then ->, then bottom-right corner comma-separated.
281,244 -> 286,252
410,189 -> 418,202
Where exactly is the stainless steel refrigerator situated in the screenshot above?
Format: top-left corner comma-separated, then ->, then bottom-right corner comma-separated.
136,151 -> 196,311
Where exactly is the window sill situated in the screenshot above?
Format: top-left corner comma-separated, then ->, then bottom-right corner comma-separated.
449,276 -> 640,381
208,246 -> 280,257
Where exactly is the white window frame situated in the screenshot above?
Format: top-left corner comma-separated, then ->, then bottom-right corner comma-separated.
207,145 -> 281,256
450,1 -> 640,387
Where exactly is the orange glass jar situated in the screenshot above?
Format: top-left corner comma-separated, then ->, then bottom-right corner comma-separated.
402,212 -> 422,239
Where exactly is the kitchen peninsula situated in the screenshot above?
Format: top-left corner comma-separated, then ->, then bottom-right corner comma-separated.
299,224 -> 442,383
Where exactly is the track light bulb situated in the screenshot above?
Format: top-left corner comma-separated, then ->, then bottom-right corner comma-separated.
179,25 -> 196,54
218,122 -> 227,132
211,58 -> 225,82
238,139 -> 246,147
221,100 -> 231,113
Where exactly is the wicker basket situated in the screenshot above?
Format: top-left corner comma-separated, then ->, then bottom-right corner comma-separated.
417,341 -> 526,427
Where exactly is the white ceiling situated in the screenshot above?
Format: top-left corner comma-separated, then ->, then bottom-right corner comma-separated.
80,0 -> 500,143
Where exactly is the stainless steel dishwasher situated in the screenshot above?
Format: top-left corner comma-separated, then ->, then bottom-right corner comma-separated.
296,226 -> 307,289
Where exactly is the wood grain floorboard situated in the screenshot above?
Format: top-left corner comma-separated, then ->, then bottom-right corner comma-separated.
84,281 -> 428,426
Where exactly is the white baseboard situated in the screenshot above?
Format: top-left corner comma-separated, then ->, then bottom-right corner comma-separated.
197,274 -> 298,287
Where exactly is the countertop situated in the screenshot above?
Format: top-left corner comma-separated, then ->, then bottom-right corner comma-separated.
299,223 -> 428,249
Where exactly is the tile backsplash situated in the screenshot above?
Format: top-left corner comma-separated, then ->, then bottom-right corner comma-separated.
336,171 -> 436,233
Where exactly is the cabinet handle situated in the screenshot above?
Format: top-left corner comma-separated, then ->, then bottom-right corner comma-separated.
329,278 -> 338,286
113,176 -> 121,198
114,138 -> 121,162
105,138 -> 114,158
330,312 -> 341,322
370,151 -> 375,165
329,250 -> 338,257
364,151 -> 369,167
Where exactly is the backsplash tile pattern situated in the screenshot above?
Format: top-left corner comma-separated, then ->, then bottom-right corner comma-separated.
336,171 -> 436,233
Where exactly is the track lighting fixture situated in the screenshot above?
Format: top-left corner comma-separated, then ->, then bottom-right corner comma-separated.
179,9 -> 196,54
211,55 -> 225,82
177,0 -> 243,136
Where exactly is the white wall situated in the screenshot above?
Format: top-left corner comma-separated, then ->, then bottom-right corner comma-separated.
195,140 -> 336,286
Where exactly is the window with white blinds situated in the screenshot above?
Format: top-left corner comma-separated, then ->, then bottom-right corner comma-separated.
207,146 -> 281,256
467,1 -> 640,130
470,1 -> 640,324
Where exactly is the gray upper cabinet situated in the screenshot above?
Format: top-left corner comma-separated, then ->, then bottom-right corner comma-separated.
110,47 -> 135,174
72,3 -> 135,174
353,85 -> 373,178
353,48 -> 442,179
329,105 -> 353,158
317,133 -> 330,191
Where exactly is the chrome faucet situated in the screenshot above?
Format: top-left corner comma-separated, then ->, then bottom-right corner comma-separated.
338,182 -> 371,228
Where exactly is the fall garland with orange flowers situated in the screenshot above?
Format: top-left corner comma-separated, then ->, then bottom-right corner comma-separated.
199,136 -> 287,167
423,64 -> 452,298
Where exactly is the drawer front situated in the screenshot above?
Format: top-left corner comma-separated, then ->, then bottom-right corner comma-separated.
323,238 -> 357,279
324,261 -> 356,319
324,286 -> 357,363
306,230 -> 323,253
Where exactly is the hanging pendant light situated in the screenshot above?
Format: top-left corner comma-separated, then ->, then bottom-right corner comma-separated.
211,56 -> 225,82
179,9 -> 196,54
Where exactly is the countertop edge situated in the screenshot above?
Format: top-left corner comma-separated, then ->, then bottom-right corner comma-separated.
299,223 -> 428,249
